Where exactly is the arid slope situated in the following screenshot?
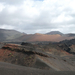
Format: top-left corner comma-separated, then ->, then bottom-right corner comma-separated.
0,43 -> 75,71
14,33 -> 74,42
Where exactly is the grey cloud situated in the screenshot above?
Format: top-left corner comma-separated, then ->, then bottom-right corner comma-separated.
0,6 -> 30,26
0,0 -> 75,34
70,13 -> 75,17
0,0 -> 24,5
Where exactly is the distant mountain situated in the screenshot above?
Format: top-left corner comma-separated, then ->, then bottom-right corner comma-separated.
0,29 -> 75,42
0,29 -> 25,42
34,33 -> 43,35
65,33 -> 75,37
46,31 -> 63,35
13,33 -> 75,42
13,34 -> 61,42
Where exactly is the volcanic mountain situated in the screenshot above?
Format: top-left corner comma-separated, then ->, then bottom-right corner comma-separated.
0,29 -> 26,42
0,29 -> 75,42
65,33 -> 75,37
46,31 -> 63,35
13,33 -> 74,42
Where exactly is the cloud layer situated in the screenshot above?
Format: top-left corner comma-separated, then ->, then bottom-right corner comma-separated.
0,0 -> 75,34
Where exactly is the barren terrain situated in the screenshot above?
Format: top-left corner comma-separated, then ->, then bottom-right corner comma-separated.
0,38 -> 75,74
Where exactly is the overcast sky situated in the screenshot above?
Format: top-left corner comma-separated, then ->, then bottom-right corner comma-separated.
0,0 -> 75,34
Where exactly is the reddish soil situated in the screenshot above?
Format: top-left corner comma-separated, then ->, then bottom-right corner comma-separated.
0,44 -> 36,67
14,34 -> 74,42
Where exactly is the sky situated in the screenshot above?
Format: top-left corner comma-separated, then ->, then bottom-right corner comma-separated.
0,0 -> 75,34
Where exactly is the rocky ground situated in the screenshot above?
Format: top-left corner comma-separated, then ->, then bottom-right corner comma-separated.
0,40 -> 75,75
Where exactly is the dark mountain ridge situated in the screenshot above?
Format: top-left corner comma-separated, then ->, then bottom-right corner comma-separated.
0,29 -> 24,42
46,31 -> 63,35
65,33 -> 75,37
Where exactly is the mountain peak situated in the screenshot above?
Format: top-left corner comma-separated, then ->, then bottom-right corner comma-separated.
34,33 -> 43,35
46,31 -> 63,35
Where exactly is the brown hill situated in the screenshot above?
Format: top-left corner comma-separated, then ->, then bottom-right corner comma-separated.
14,34 -> 74,42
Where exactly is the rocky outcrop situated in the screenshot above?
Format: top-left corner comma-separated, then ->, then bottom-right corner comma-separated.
58,39 -> 75,54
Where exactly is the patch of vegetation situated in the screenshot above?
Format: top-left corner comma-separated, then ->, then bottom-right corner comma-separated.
16,59 -> 18,61
11,55 -> 14,57
10,53 -> 12,55
29,56 -> 32,59
24,57 -> 26,60
43,49 -> 45,51
8,53 -> 12,56
11,48 -> 14,51
4,50 -> 7,54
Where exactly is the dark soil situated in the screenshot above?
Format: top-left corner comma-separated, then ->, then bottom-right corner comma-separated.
0,62 -> 75,75
0,42 -> 75,72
